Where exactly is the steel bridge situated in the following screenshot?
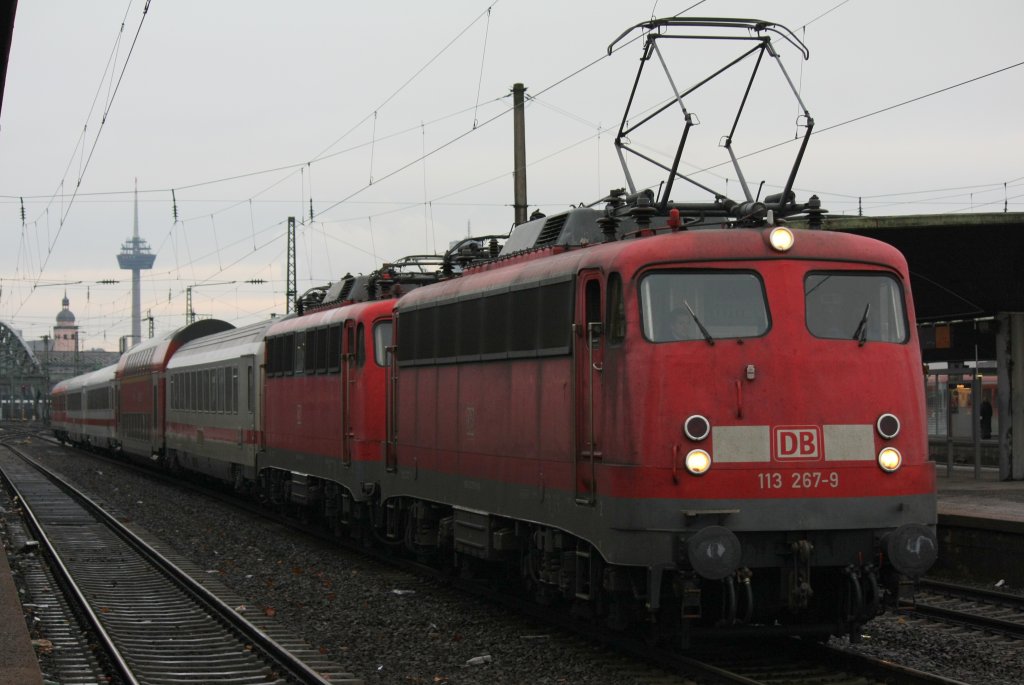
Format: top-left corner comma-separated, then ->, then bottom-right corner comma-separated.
0,321 -> 46,420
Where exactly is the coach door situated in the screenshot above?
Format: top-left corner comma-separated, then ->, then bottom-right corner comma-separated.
574,271 -> 604,505
341,320 -> 356,466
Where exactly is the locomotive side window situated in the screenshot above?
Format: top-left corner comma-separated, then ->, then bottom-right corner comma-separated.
510,288 -> 540,353
539,281 -> 573,353
356,323 -> 366,367
316,328 -> 329,373
374,321 -> 392,366
418,308 -> 438,361
397,278 -> 572,366
640,271 -> 769,342
296,331 -> 307,374
437,303 -> 459,361
304,330 -> 317,375
805,272 -> 907,342
607,273 -> 626,344
328,325 -> 342,373
458,299 -> 482,358
481,292 -> 510,357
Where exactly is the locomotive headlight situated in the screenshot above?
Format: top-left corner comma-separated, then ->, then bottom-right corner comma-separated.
768,226 -> 794,252
877,447 -> 902,472
876,413 -> 901,439
685,449 -> 712,475
683,414 -> 711,441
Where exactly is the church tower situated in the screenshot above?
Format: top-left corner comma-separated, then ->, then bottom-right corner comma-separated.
53,292 -> 79,353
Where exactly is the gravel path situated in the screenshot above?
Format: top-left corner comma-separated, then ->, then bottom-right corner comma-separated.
29,438 -> 1024,685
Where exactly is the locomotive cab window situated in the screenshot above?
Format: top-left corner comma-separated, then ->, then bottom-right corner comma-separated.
374,321 -> 393,366
640,271 -> 769,342
607,273 -> 626,344
805,272 -> 908,343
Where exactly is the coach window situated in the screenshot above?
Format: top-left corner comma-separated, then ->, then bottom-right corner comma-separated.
374,321 -> 393,366
203,369 -> 211,412
221,367 -> 229,413
640,271 -> 769,342
243,362 -> 251,411
607,273 -> 626,344
805,272 -> 908,343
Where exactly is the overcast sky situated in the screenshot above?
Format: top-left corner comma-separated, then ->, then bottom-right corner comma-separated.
1,1 -> 1022,351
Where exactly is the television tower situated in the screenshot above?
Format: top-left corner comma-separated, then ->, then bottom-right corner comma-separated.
116,181 -> 156,348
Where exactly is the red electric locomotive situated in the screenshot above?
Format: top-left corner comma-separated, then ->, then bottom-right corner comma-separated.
375,17 -> 936,641
254,255 -> 453,522
387,206 -> 936,640
260,298 -> 394,515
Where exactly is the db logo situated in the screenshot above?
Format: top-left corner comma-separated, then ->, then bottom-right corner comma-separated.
773,426 -> 822,461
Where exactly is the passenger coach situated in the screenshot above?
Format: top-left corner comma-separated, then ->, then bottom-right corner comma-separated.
165,320 -> 270,483
51,363 -> 119,451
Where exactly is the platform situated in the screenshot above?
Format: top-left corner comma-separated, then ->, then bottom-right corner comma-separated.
937,464 -> 1024,527
935,464 -> 1024,585
0,541 -> 44,685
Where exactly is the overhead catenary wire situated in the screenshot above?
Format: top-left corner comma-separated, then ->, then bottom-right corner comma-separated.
9,4 -> 1022,343
15,0 -> 153,318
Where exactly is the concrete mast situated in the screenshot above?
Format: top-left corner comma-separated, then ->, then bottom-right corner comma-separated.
116,180 -> 156,347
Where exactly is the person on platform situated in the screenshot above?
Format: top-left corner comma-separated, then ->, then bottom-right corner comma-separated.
980,399 -> 993,439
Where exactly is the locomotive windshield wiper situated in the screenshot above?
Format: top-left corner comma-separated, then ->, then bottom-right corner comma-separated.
852,303 -> 870,346
684,300 -> 715,346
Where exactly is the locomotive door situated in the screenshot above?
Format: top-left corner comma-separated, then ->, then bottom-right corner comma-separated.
341,320 -> 356,466
574,271 -> 604,505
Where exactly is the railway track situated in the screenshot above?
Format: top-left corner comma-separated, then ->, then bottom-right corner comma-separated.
912,578 -> 1024,639
0,439 -> 361,684
20,431 -> 972,685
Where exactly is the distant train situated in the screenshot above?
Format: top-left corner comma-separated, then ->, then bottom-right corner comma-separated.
50,16 -> 937,645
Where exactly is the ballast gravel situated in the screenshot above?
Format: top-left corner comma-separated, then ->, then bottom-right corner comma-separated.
31,441 -> 1024,685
